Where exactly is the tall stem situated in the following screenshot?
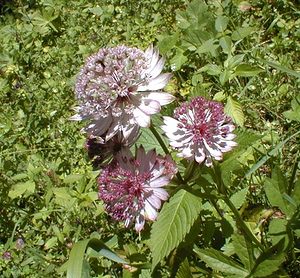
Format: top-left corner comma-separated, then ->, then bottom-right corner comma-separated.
212,163 -> 265,251
222,194 -> 265,251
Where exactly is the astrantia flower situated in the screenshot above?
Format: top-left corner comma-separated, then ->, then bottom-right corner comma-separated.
161,97 -> 237,167
98,147 -> 177,232
72,45 -> 175,140
85,127 -> 139,168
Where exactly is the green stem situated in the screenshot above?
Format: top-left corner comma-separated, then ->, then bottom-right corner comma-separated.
149,124 -> 184,184
222,193 -> 265,251
184,160 -> 198,182
149,124 -> 170,155
212,162 -> 265,251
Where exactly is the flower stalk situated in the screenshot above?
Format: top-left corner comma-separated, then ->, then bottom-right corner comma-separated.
149,124 -> 184,184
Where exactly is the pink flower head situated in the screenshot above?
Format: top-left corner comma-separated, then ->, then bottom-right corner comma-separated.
162,97 -> 237,167
72,45 -> 175,141
98,147 -> 177,232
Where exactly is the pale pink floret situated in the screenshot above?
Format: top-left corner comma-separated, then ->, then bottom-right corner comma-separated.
161,97 -> 237,167
71,45 -> 175,141
98,147 -> 177,232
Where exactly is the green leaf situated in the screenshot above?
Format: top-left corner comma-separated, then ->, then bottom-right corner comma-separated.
150,189 -> 202,269
200,64 -> 222,75
232,234 -> 254,271
170,48 -> 188,71
250,252 -> 285,277
283,96 -> 300,122
196,39 -> 219,55
234,64 -> 263,77
88,7 -> 103,16
8,181 -> 35,199
175,258 -> 193,278
219,69 -> 232,85
87,239 -> 128,264
64,173 -> 84,184
219,36 -> 232,54
135,116 -> 168,155
67,238 -> 128,278
176,11 -> 190,29
224,96 -> 245,127
232,27 -> 255,41
245,130 -> 300,178
67,239 -> 90,278
215,16 -> 229,33
44,237 -> 58,250
225,54 -> 245,68
194,248 -> 249,277
260,59 -> 300,79
268,218 -> 289,251
230,187 -> 248,209
264,177 -> 293,217
158,32 -> 180,55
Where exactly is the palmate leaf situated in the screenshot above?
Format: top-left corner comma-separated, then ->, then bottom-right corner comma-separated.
150,189 -> 202,269
224,96 -> 245,127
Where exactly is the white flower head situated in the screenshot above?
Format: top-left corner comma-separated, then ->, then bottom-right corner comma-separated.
162,97 -> 237,167
72,45 -> 175,141
98,147 -> 177,232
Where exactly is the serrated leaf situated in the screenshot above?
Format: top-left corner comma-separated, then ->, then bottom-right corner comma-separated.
150,189 -> 202,269
250,253 -> 285,277
232,234 -> 254,271
194,248 -> 249,277
175,258 -> 193,278
225,96 -> 245,127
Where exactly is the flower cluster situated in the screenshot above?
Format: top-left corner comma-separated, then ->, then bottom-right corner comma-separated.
162,96 -> 237,167
73,45 -> 176,231
98,147 -> 177,232
73,44 -> 237,233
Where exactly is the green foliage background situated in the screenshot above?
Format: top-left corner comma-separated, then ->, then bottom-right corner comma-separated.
0,0 -> 300,277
